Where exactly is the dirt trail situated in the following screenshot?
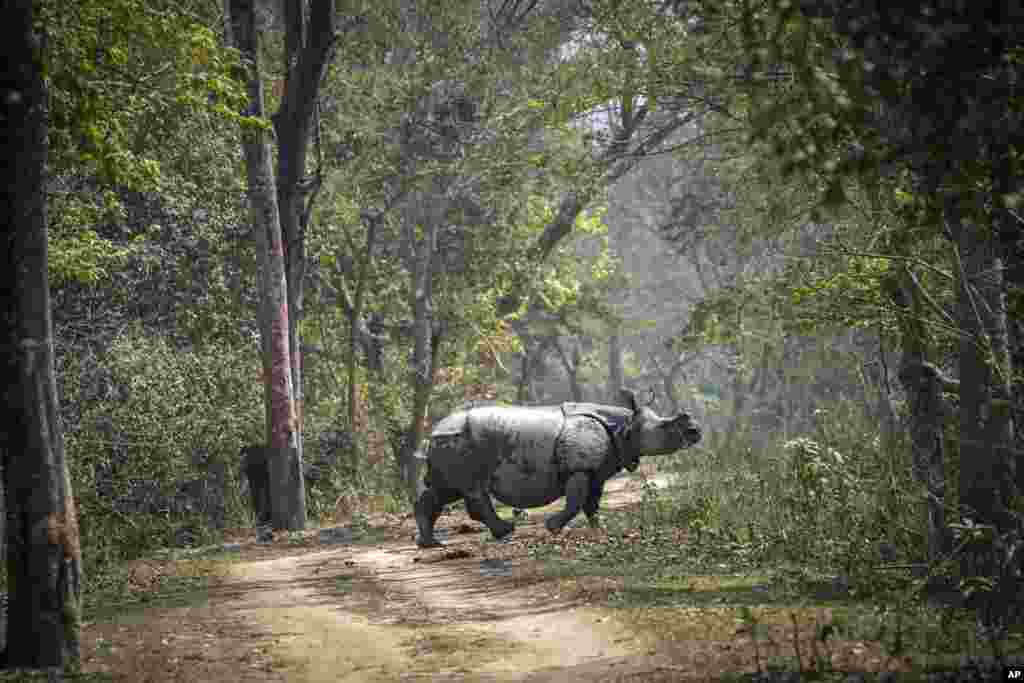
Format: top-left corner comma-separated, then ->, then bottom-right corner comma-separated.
82,473 -> 680,682
227,473 -> 672,682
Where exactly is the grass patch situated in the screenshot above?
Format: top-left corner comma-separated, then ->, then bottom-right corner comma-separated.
528,504 -> 1024,677
84,554 -> 236,621
333,574 -> 355,594
400,626 -> 519,673
611,571 -> 779,609
85,573 -> 213,620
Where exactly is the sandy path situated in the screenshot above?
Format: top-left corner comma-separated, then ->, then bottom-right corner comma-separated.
226,549 -> 413,681
352,545 -> 635,677
226,472 -> 673,682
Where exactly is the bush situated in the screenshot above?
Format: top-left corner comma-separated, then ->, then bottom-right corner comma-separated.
656,397 -> 922,580
63,326 -> 262,581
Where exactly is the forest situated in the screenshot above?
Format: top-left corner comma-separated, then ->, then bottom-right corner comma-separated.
2,0 -> 1022,679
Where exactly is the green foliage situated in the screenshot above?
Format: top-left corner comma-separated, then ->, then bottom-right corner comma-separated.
64,328 -> 262,579
527,205 -> 624,326
696,408 -> 922,577
49,228 -> 130,287
43,0 -> 247,188
42,0 -> 250,332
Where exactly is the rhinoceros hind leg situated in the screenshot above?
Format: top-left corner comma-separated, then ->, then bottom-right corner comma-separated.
415,484 -> 460,548
464,488 -> 515,540
545,472 -> 589,533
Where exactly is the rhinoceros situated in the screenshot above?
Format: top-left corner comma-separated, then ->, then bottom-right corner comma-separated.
413,389 -> 702,548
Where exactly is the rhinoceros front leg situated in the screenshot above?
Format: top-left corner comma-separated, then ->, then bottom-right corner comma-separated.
545,472 -> 589,533
583,480 -> 605,529
464,486 -> 515,541
415,482 -> 461,548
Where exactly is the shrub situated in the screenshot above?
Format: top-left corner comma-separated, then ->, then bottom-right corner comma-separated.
64,326 -> 262,579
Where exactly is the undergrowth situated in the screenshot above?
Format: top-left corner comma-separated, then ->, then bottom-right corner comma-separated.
526,398 -> 1023,678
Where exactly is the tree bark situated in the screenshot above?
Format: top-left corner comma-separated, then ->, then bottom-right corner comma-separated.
553,339 -> 583,401
889,264 -> 950,562
347,211 -> 380,447
992,135 -> 1024,498
393,0 -> 446,500
949,190 -> 1021,629
516,336 -> 538,403
402,207 -> 440,500
871,335 -> 899,446
656,355 -> 693,414
227,0 -> 305,531
275,0 -> 337,469
607,330 -> 623,404
897,357 -> 952,562
952,196 -> 1017,532
1,2 -> 83,669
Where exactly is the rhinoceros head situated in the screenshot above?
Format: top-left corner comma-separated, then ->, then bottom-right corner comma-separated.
616,390 -> 701,471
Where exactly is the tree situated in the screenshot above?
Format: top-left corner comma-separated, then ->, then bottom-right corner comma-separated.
1,0 -> 83,670
226,0 -> 305,530
725,0 -> 1022,619
789,0 -> 1022,548
271,0 -> 339,474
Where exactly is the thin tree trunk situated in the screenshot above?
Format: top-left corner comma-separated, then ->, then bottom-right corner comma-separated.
227,0 -> 304,530
517,339 -> 534,403
393,0 -> 443,500
553,339 -> 583,401
276,0 -> 336,471
348,211 -> 380,449
607,330 -> 623,402
896,354 -> 951,564
665,359 -> 687,413
900,272 -> 947,562
1,2 -> 82,669
886,247 -> 950,563
873,331 -> 900,447
402,211 -> 440,500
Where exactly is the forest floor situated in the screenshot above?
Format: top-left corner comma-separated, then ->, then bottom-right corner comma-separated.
79,471 -> 920,682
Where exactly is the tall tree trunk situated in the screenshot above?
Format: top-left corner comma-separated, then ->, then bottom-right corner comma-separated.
348,211 -> 380,449
393,0 -> 445,500
951,194 -> 1018,614
227,0 -> 305,530
1007,297 -> 1024,497
1,2 -> 82,669
402,209 -> 440,500
993,138 -> 1024,498
888,264 -> 950,564
275,0 -> 336,470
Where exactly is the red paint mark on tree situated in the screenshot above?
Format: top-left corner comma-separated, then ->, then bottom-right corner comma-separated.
268,301 -> 294,448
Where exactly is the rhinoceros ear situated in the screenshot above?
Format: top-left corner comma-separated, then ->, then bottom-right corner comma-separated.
619,388 -> 639,412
